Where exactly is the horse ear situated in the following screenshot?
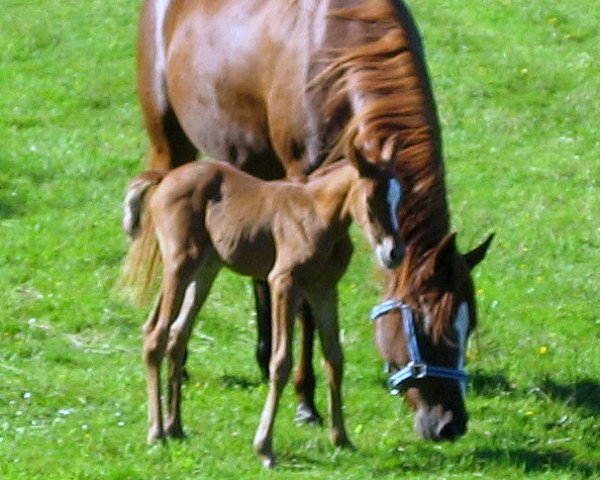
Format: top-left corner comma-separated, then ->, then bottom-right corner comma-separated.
432,232 -> 457,272
464,233 -> 494,270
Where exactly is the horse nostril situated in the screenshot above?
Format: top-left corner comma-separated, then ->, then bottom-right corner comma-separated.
436,415 -> 467,441
437,421 -> 457,441
391,244 -> 404,263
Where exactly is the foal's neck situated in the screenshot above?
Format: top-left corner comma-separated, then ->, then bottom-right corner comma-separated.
305,161 -> 359,228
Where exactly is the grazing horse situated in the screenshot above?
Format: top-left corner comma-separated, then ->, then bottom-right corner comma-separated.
122,157 -> 403,467
132,0 -> 493,443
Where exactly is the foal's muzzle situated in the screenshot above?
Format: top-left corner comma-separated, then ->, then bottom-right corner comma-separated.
376,236 -> 404,269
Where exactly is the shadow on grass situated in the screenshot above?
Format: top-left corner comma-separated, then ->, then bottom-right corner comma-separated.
470,370 -> 515,396
540,377 -> 600,416
0,200 -> 23,219
475,447 -> 600,477
219,374 -> 262,390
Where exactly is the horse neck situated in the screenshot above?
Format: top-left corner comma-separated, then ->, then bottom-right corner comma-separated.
319,0 -> 451,252
305,162 -> 359,230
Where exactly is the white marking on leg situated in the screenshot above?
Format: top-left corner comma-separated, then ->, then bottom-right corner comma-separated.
154,0 -> 170,105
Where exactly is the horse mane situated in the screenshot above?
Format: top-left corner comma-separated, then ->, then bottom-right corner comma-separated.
318,0 -> 455,338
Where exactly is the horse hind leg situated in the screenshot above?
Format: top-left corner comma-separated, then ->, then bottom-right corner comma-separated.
253,279 -> 272,381
137,0 -> 197,171
165,253 -> 221,439
294,302 -> 322,426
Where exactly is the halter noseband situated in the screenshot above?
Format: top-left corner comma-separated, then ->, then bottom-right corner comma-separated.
370,299 -> 468,395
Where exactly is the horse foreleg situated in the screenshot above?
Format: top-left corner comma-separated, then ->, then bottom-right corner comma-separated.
165,254 -> 220,439
294,302 -> 322,425
252,279 -> 272,380
254,274 -> 299,468
308,289 -> 352,449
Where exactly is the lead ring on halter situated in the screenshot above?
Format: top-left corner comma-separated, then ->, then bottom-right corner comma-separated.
370,299 -> 469,395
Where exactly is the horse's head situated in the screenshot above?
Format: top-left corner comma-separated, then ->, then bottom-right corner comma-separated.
372,232 -> 493,441
348,151 -> 405,270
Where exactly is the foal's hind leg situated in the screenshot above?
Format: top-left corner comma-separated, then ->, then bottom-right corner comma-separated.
143,259 -> 196,444
165,253 -> 221,439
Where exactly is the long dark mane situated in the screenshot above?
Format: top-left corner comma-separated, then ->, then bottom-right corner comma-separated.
319,0 -> 454,336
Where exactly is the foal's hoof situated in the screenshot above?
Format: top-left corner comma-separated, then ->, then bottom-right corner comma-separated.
294,404 -> 323,426
146,428 -> 166,445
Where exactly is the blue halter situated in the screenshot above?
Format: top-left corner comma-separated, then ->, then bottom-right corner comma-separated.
370,299 -> 468,395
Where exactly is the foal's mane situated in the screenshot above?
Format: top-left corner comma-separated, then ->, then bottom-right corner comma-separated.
318,0 -> 456,338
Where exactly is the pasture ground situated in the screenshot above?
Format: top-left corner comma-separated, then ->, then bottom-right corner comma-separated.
1,1 -> 599,478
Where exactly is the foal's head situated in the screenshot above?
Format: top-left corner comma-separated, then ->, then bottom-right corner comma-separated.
348,153 -> 405,269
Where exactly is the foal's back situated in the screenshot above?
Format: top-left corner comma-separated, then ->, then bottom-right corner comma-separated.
150,160 -> 345,282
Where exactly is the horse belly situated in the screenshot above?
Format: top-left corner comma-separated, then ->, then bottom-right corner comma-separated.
165,1 -> 312,174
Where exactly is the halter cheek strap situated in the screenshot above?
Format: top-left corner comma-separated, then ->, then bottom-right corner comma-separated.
370,300 -> 469,395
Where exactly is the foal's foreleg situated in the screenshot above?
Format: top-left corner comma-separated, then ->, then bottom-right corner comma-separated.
307,289 -> 352,449
254,274 -> 300,468
165,255 -> 220,439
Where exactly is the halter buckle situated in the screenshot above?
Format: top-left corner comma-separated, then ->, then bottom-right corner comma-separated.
409,362 -> 427,380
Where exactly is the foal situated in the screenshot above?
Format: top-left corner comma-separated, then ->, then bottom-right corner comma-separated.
123,157 -> 403,468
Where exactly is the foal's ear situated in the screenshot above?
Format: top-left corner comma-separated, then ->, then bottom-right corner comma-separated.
464,233 -> 494,270
350,146 -> 378,177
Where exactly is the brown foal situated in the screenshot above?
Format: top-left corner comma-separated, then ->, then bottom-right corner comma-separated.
123,157 -> 403,468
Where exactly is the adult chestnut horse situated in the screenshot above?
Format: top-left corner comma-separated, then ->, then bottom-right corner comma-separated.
134,0 -> 492,443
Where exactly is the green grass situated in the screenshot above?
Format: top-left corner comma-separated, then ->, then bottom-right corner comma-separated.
1,1 -> 598,478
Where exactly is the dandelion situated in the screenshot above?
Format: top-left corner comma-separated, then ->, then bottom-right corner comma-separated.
537,345 -> 548,355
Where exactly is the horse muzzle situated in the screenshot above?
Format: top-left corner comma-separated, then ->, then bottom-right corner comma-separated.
414,404 -> 468,442
376,236 -> 404,269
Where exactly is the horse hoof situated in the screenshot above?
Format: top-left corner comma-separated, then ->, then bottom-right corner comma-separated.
166,424 -> 186,440
259,454 -> 276,469
331,431 -> 354,450
294,404 -> 323,426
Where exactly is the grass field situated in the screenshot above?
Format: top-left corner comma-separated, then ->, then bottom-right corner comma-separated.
1,1 -> 599,478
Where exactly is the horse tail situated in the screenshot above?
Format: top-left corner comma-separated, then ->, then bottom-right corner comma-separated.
118,170 -> 165,306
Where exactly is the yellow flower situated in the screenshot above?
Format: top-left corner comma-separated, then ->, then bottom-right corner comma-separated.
537,346 -> 548,355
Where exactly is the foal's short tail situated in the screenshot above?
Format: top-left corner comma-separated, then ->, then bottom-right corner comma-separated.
118,170 -> 165,306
